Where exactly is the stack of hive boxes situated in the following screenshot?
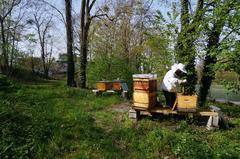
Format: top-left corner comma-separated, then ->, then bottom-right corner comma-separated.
96,80 -> 124,92
133,74 -> 157,110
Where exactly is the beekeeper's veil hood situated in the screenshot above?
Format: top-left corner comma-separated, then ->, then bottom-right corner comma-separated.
176,63 -> 187,73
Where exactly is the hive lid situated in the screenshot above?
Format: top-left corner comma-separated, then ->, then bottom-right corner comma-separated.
96,80 -> 112,83
112,79 -> 125,82
132,74 -> 157,79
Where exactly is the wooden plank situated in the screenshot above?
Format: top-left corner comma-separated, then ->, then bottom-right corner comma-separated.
106,90 -> 115,93
177,108 -> 197,112
171,100 -> 177,111
150,108 -> 178,115
145,107 -> 218,117
197,111 -> 218,116
132,106 -> 149,111
133,103 -> 149,108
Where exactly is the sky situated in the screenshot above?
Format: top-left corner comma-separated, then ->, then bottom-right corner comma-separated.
31,0 -> 165,58
26,0 -> 198,59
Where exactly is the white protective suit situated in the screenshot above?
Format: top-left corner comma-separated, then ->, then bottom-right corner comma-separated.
161,63 -> 187,92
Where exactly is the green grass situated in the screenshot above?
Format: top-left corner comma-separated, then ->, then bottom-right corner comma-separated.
1,78 -> 240,159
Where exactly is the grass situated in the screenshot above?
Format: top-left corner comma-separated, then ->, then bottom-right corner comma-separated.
0,77 -> 240,159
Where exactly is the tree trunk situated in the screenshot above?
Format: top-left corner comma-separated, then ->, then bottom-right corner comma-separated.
31,52 -> 35,73
41,43 -> 48,78
10,30 -> 16,74
198,1 -> 231,106
40,43 -> 47,78
65,0 -> 76,87
79,30 -> 89,88
79,0 -> 90,89
198,27 -> 222,106
44,68 -> 48,78
0,19 -> 9,74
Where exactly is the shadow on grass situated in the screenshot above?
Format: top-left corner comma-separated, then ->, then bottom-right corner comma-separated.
0,83 -> 124,159
0,107 -> 126,158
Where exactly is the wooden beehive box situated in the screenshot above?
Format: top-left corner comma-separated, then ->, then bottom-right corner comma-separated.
176,94 -> 197,112
133,78 -> 157,92
112,81 -> 122,91
132,74 -> 158,110
96,81 -> 113,91
133,91 -> 157,110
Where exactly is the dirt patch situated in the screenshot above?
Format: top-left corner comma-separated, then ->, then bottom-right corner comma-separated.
112,102 -> 131,113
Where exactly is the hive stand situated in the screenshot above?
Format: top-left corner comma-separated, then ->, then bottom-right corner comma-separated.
129,104 -> 224,130
92,80 -> 129,98
130,106 -> 218,119
130,74 -> 223,129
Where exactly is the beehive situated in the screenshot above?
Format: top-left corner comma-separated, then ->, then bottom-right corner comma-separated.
112,80 -> 122,91
177,94 -> 197,112
133,79 -> 157,92
133,91 -> 157,109
96,81 -> 113,91
132,74 -> 157,110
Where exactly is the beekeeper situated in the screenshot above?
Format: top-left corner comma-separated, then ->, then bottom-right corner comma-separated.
161,63 -> 187,107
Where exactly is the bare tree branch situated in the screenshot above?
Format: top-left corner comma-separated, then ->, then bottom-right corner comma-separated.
90,13 -> 114,21
1,0 -> 22,20
220,27 -> 240,43
39,0 -> 66,25
89,0 -> 97,12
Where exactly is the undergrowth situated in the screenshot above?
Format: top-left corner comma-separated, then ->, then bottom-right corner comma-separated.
0,77 -> 240,158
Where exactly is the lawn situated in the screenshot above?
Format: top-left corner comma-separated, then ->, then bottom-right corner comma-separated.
0,77 -> 240,159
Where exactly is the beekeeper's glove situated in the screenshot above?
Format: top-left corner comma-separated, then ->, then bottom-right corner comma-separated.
179,79 -> 187,84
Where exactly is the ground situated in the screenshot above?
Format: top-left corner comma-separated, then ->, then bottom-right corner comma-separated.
0,78 -> 240,159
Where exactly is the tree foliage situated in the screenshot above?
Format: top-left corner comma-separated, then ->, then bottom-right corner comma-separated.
198,0 -> 240,106
86,0 -> 171,88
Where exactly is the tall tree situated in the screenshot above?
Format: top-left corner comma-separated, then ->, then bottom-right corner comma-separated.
198,0 -> 234,106
0,0 -> 21,74
8,3 -> 27,73
176,0 -> 204,95
39,0 -> 77,85
65,0 -> 76,87
80,0 -> 109,88
31,7 -> 53,78
79,0 -> 94,88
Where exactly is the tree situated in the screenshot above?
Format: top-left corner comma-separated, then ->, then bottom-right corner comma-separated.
86,0 -> 171,87
79,0 -> 112,88
25,33 -> 37,73
79,0 -> 95,88
37,0 -> 76,85
8,2 -> 28,73
175,0 -> 204,95
0,0 -> 21,74
198,0 -> 239,106
31,5 -> 54,78
65,0 -> 76,87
